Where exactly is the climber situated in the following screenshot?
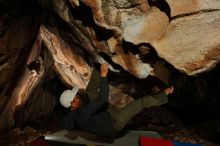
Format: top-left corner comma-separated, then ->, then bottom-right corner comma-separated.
60,63 -> 174,138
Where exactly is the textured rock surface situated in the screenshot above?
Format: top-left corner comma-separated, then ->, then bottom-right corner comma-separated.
152,10 -> 220,75
0,1 -> 42,131
82,0 -> 150,33
124,7 -> 169,44
41,25 -> 92,88
165,0 -> 220,17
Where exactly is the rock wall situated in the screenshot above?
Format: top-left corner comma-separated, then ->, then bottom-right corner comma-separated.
0,0 -> 220,132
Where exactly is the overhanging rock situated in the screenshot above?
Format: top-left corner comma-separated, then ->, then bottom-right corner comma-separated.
152,10 -> 220,75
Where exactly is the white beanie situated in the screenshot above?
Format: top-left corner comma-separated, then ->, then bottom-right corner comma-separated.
60,86 -> 79,108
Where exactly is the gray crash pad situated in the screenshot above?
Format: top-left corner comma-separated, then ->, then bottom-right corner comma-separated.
44,130 -> 161,146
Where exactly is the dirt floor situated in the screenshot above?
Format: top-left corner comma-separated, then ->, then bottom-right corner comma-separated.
129,106 -> 220,146
0,107 -> 219,146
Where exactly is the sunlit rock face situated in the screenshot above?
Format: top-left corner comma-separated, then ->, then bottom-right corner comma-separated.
165,0 -> 220,17
78,0 -> 220,75
123,7 -> 169,44
0,0 -> 220,132
40,25 -> 92,89
152,10 -> 220,75
48,0 -> 155,79
82,0 -> 150,33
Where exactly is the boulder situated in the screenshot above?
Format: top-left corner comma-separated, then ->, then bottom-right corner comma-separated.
152,11 -> 220,75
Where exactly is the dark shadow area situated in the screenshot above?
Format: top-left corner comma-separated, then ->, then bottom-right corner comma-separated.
148,0 -> 171,20
27,60 -> 41,73
121,41 -> 161,65
109,70 -> 167,98
138,43 -> 161,64
68,1 -> 115,41
121,40 -> 140,55
166,62 -> 220,144
99,52 -> 124,71
0,0 -> 42,114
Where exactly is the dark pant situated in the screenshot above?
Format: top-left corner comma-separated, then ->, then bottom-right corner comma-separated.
107,92 -> 168,131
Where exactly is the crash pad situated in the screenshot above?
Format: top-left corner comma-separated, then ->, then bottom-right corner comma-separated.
139,136 -> 204,146
29,138 -> 86,146
44,130 -> 161,146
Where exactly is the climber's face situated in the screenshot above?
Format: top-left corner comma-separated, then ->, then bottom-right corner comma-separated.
70,95 -> 82,111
